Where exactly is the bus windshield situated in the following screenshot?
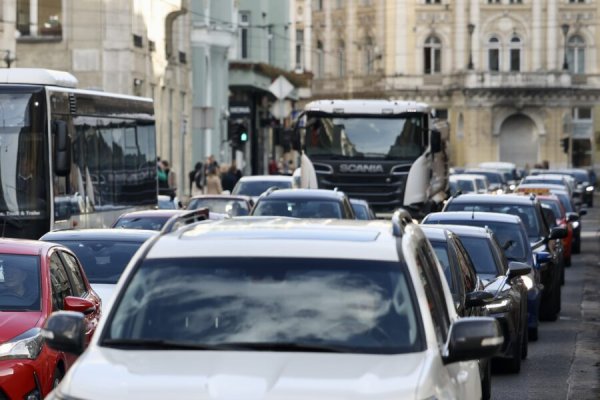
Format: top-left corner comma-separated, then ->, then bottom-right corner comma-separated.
0,91 -> 47,219
304,114 -> 426,160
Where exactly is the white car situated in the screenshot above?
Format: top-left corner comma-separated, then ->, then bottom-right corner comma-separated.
43,213 -> 502,400
231,175 -> 294,202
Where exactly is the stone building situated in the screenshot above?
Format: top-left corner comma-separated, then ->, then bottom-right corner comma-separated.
299,0 -> 600,170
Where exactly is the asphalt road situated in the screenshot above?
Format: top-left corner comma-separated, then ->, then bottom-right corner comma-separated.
491,196 -> 600,400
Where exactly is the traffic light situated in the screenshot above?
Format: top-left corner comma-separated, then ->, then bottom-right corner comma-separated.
561,137 -> 569,154
229,122 -> 248,149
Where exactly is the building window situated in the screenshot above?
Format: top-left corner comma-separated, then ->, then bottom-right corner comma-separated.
315,0 -> 323,11
17,0 -> 62,37
239,11 -> 250,59
488,0 -> 501,3
179,51 -> 187,64
509,36 -> 521,72
338,41 -> 346,77
488,37 -> 500,72
425,0 -> 441,3
316,40 -> 325,78
424,36 -> 442,74
509,0 -> 523,3
133,34 -> 143,48
295,29 -> 304,70
569,0 -> 586,3
573,107 -> 592,120
567,35 -> 585,74
149,40 -> 156,52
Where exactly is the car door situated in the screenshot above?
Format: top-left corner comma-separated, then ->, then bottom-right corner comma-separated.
416,244 -> 481,400
59,250 -> 102,341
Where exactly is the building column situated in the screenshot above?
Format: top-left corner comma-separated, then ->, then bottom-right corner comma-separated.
532,0 -> 542,70
454,0 -> 466,70
30,0 -> 38,36
547,0 -> 558,70
395,0 -> 408,75
469,0 -> 480,71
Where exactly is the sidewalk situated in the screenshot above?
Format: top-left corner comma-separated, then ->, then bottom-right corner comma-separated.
567,194 -> 600,399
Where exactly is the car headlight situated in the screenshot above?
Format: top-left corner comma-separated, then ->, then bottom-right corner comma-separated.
521,275 -> 534,290
586,186 -> 594,192
485,298 -> 511,313
509,184 -> 516,191
572,221 -> 580,230
0,328 -> 44,360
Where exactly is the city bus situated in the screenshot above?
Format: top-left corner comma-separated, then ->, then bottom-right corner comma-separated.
0,68 -> 157,239
297,99 -> 449,218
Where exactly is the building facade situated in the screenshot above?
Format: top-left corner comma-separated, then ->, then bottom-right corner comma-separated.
304,0 -> 600,171
6,0 -> 191,194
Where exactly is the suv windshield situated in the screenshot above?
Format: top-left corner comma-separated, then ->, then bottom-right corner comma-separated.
0,254 -> 40,311
253,199 -> 343,218
188,198 -> 249,216
105,257 -> 422,354
232,180 -> 292,197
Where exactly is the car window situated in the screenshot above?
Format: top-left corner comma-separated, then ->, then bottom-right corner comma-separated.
430,241 -> 455,294
50,253 -> 74,311
352,203 -> 370,220
451,237 -> 477,294
0,254 -> 41,311
455,237 -> 499,276
105,257 -> 423,355
54,240 -> 144,284
187,199 -> 249,216
60,252 -> 87,297
114,216 -> 171,230
233,180 -> 292,196
253,200 -> 343,219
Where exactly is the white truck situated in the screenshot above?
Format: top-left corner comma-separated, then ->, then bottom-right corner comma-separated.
297,99 -> 449,218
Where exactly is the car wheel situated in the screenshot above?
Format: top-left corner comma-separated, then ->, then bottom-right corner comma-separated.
540,291 -> 559,322
507,333 -> 522,373
521,323 -> 528,360
481,360 -> 492,400
53,366 -> 64,389
565,255 -> 572,267
528,326 -> 538,341
572,237 -> 581,254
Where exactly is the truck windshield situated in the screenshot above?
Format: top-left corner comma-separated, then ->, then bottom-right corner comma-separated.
304,114 -> 426,160
0,91 -> 47,219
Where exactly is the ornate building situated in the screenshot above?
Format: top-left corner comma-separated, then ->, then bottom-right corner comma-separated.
299,0 -> 600,170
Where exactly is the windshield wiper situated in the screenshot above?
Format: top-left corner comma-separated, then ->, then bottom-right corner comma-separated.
221,341 -> 349,353
102,339 -> 226,350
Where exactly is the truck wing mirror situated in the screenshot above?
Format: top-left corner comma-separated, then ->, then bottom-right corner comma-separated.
430,130 -> 442,154
53,120 -> 71,177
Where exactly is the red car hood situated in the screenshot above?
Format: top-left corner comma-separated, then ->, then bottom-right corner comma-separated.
0,312 -> 43,343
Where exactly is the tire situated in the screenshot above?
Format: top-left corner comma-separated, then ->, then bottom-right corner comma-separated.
572,237 -> 581,254
540,290 -> 559,322
481,360 -> 492,400
521,322 -> 528,360
528,326 -> 539,341
565,255 -> 572,267
507,333 -> 522,373
53,366 -> 64,389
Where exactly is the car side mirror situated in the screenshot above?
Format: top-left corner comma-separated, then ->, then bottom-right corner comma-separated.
465,291 -> 494,308
64,296 -> 96,315
535,251 -> 552,265
566,212 -> 579,223
579,209 -> 587,217
507,261 -> 532,279
549,226 -> 568,240
443,317 -> 503,364
41,311 -> 86,355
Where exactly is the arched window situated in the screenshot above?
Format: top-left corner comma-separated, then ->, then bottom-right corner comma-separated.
509,36 -> 521,72
316,40 -> 324,78
567,35 -> 585,74
338,40 -> 346,77
488,36 -> 501,72
424,36 -> 441,74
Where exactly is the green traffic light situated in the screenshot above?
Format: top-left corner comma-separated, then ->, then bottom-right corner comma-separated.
240,132 -> 248,142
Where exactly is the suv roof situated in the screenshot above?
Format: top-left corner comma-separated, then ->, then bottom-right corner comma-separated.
425,211 -> 523,225
258,188 -> 348,200
41,228 -> 157,242
421,223 -> 492,239
445,193 -> 536,207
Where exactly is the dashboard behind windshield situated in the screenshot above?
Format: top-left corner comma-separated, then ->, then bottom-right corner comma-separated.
304,114 -> 427,160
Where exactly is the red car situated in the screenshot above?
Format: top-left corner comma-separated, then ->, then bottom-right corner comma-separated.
0,239 -> 101,399
538,194 -> 574,266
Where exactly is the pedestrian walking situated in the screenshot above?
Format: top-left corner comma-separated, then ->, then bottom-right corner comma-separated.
160,160 -> 177,199
205,166 -> 223,195
189,162 -> 204,197
221,164 -> 238,192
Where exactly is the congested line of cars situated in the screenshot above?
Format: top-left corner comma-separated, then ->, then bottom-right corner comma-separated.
0,166 -> 593,399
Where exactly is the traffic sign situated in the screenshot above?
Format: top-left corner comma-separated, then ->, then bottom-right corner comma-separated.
269,75 -> 294,100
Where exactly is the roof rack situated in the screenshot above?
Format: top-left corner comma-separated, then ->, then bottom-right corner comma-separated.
391,208 -> 414,237
160,208 -> 210,234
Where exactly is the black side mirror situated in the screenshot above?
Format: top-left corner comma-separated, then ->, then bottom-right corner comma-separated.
566,212 -> 579,223
465,291 -> 494,308
508,261 -> 532,279
443,317 -> 503,364
579,209 -> 588,217
535,251 -> 552,266
430,130 -> 442,154
41,311 -> 86,355
549,226 -> 568,240
53,120 -> 71,177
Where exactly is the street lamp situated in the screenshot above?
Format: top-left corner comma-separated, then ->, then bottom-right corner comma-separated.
467,23 -> 475,70
561,23 -> 570,71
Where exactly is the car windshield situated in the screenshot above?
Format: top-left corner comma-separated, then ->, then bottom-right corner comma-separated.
188,198 -> 249,216
455,237 -> 499,275
429,241 -> 454,293
232,180 -> 292,197
465,171 -> 503,184
351,203 -> 370,220
455,180 -> 475,193
114,216 -> 171,230
553,192 -> 574,213
55,240 -> 145,284
304,114 -> 427,160
253,199 -> 343,218
445,202 -> 541,238
0,254 -> 40,311
105,257 -> 422,354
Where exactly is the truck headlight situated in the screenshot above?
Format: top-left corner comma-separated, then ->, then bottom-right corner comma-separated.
521,275 -> 534,290
485,298 -> 511,313
0,328 -> 44,360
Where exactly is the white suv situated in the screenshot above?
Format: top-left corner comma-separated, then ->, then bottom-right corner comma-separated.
43,212 -> 502,400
